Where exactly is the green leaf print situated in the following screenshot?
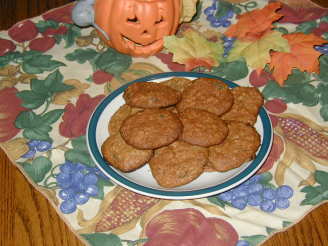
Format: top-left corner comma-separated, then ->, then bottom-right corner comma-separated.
94,177 -> 114,200
35,20 -> 59,33
0,51 -> 22,67
262,69 -> 319,106
65,48 -> 99,64
318,55 -> 328,83
21,51 -> 65,74
94,48 -> 132,78
82,233 -> 122,246
241,235 -> 266,246
65,136 -> 95,167
15,110 -> 64,142
295,21 -> 317,34
209,59 -> 249,81
17,70 -> 73,109
301,171 -> 328,205
20,156 -> 52,183
62,23 -> 81,48
320,104 -> 328,121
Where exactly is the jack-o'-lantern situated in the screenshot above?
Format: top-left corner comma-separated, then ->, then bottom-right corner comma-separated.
94,0 -> 181,57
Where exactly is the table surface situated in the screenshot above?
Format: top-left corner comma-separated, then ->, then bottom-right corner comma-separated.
1,0 -> 328,245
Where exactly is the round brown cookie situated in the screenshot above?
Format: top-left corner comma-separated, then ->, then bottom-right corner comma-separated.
160,77 -> 193,92
177,77 -> 234,116
108,104 -> 132,135
108,104 -> 143,135
120,109 -> 182,149
149,141 -> 208,188
179,108 -> 228,147
101,134 -> 153,172
221,103 -> 258,125
221,87 -> 263,125
209,121 -> 261,172
123,82 -> 181,108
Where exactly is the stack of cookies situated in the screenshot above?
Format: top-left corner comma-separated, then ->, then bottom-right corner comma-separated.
101,77 -> 264,188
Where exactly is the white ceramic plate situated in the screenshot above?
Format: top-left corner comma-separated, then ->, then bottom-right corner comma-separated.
87,72 -> 273,199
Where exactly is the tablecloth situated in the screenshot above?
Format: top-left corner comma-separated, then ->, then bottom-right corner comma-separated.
1,0 -> 328,245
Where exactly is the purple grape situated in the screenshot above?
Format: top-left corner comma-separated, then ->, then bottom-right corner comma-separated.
222,20 -> 231,27
36,141 -> 52,152
211,19 -> 222,28
226,10 -> 234,19
56,172 -> 72,188
248,174 -> 262,184
236,240 -> 250,246
72,171 -> 84,185
21,149 -> 36,158
218,191 -> 233,201
60,199 -> 77,214
262,188 -> 277,200
28,140 -> 41,149
232,186 -> 248,198
85,184 -> 99,197
247,193 -> 262,206
248,183 -> 263,194
231,198 -> 247,210
59,162 -> 76,174
74,193 -> 90,205
276,185 -> 293,199
276,198 -> 290,209
315,44 -> 328,54
59,188 -> 75,200
204,6 -> 216,16
74,162 -> 87,172
260,199 -> 276,213
75,182 -> 87,193
207,14 -> 217,23
83,173 -> 98,185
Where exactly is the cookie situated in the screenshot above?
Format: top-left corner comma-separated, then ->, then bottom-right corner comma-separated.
120,109 -> 182,149
179,108 -> 228,147
209,121 -> 261,172
108,104 -> 143,135
101,134 -> 153,172
222,87 -> 263,125
160,77 -> 193,92
149,141 -> 208,188
123,82 -> 181,108
177,77 -> 234,116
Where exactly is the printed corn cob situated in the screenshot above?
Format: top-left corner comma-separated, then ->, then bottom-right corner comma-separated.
274,113 -> 328,186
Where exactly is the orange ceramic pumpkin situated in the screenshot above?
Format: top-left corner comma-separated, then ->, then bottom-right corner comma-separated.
94,0 -> 181,57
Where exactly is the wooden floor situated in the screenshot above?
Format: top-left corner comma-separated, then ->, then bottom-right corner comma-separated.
0,0 -> 328,245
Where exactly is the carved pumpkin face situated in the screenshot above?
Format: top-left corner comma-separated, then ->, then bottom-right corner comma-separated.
94,0 -> 181,57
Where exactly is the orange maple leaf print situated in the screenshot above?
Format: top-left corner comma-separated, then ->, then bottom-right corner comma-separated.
225,2 -> 283,41
269,33 -> 327,86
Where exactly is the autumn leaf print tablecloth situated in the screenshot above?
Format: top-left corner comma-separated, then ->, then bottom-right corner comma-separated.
1,0 -> 328,245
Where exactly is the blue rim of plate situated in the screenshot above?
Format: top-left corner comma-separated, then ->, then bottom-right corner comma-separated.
87,72 -> 273,199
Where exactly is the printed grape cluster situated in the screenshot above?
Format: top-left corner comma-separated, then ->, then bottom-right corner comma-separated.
56,161 -> 104,214
21,139 -> 52,158
217,174 -> 294,213
204,0 -> 234,28
222,35 -> 236,57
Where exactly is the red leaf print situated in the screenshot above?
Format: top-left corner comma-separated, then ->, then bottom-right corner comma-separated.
278,4 -> 328,24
